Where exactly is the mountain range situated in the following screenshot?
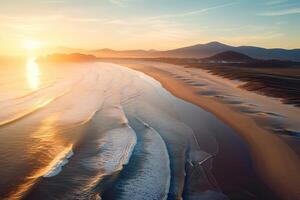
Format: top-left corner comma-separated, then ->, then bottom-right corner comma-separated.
202,50 -> 254,62
46,42 -> 300,62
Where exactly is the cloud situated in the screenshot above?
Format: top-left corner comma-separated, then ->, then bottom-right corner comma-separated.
43,0 -> 67,4
108,0 -> 125,6
108,0 -> 136,7
147,2 -> 237,20
265,0 -> 289,5
0,14 -> 105,24
259,7 -> 300,16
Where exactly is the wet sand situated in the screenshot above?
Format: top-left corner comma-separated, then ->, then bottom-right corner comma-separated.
112,60 -> 300,200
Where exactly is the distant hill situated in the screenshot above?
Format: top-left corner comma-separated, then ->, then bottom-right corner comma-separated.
160,42 -> 233,58
87,48 -> 158,58
37,53 -> 97,62
203,51 -> 254,62
199,51 -> 300,68
44,42 -> 300,61
233,46 -> 300,62
160,42 -> 300,61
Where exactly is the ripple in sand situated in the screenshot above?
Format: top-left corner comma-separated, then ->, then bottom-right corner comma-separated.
198,90 -> 220,96
272,128 -> 300,137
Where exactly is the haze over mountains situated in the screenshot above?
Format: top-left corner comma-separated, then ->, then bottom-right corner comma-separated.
46,42 -> 300,62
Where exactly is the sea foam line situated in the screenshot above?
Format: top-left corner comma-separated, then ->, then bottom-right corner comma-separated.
43,145 -> 74,178
135,118 -> 171,200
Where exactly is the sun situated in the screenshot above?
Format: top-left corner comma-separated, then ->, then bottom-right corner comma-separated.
23,39 -> 41,50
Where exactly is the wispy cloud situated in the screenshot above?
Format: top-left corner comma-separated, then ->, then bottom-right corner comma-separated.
265,0 -> 289,5
108,0 -> 137,7
260,7 -> 300,16
147,2 -> 236,20
43,0 -> 67,4
0,14 -> 105,24
109,0 -> 125,6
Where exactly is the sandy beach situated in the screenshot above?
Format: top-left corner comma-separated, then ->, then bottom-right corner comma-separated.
107,60 -> 300,200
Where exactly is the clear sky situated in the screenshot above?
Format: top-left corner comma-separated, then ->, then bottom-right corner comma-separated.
0,0 -> 300,54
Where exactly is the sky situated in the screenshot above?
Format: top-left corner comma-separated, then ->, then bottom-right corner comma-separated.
0,0 -> 300,55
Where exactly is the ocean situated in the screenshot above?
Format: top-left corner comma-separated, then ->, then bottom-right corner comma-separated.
0,59 -> 257,200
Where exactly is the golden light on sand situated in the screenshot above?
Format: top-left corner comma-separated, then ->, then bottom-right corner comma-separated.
23,39 -> 41,50
26,57 -> 40,90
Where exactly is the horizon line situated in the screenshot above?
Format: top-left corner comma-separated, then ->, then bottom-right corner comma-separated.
46,41 -> 300,52
1,40 -> 300,57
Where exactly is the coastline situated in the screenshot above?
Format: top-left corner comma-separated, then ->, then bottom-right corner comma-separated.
112,60 -> 300,200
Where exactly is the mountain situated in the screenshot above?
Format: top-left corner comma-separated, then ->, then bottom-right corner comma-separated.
43,46 -> 86,54
87,48 -> 158,58
234,46 -> 300,62
37,53 -> 97,62
203,51 -> 254,62
160,42 -> 300,61
160,42 -> 234,58
44,42 -> 300,61
200,51 -> 300,68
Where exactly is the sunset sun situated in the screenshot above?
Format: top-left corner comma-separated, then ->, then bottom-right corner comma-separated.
23,39 -> 41,50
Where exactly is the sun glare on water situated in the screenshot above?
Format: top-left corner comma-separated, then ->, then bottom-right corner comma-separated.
22,39 -> 42,90
26,57 -> 40,90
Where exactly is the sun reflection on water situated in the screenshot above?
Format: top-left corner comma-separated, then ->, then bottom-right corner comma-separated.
26,57 -> 40,90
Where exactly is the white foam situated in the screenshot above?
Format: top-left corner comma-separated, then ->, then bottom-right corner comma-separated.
113,118 -> 171,200
82,126 -> 137,173
43,148 -> 74,178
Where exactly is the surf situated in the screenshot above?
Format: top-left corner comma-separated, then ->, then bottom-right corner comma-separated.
101,117 -> 171,200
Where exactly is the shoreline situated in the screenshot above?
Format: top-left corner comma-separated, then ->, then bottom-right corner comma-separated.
113,61 -> 300,200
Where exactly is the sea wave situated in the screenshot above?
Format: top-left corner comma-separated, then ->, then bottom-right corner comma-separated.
103,117 -> 171,200
43,146 -> 74,178
0,77 -> 82,127
82,125 -> 137,173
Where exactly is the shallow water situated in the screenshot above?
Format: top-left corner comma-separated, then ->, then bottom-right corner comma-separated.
0,59 -> 262,199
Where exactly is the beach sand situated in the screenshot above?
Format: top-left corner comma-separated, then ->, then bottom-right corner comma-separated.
108,60 -> 300,200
